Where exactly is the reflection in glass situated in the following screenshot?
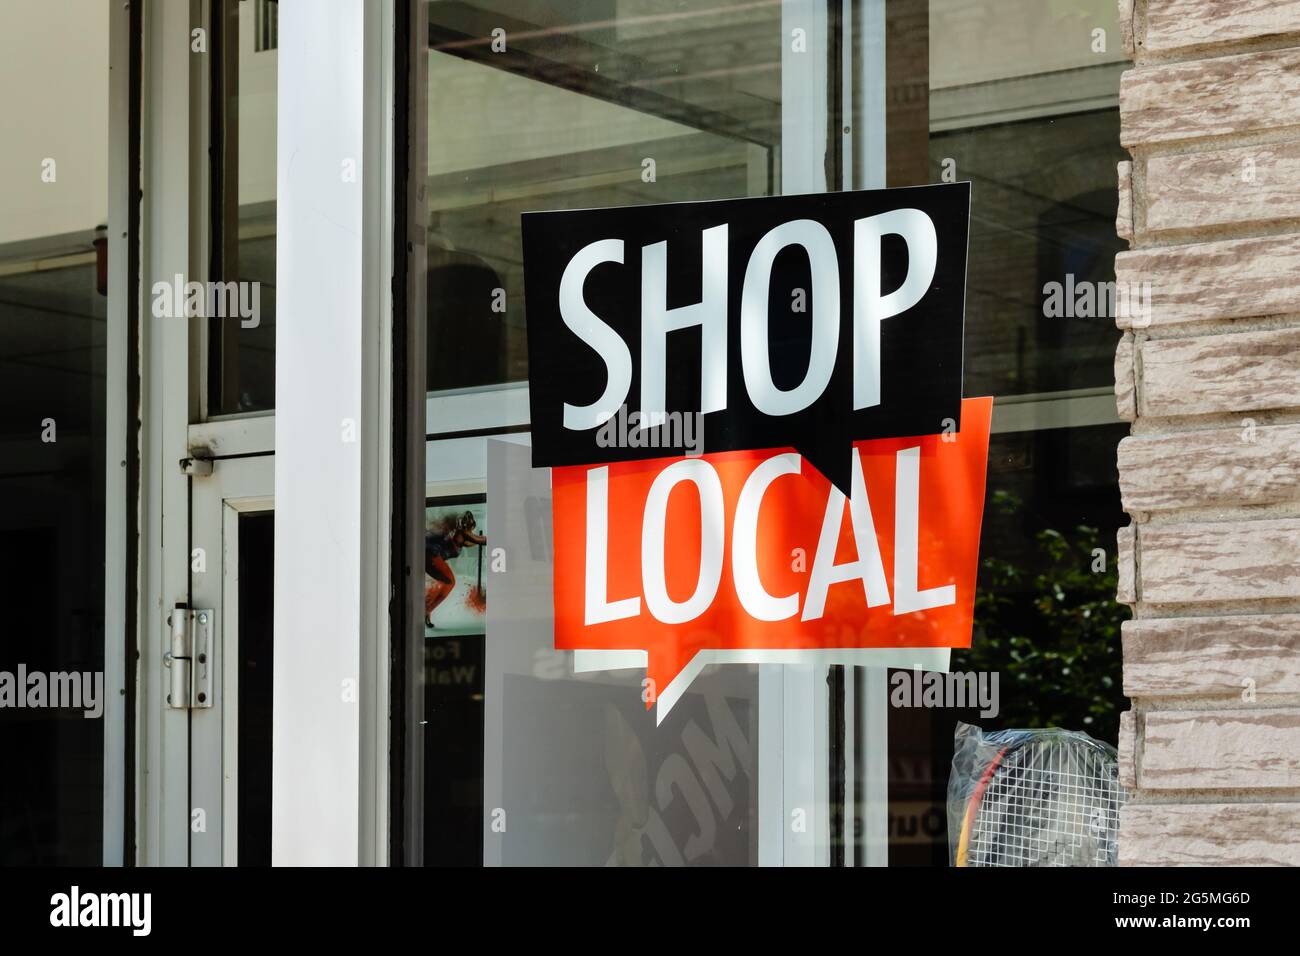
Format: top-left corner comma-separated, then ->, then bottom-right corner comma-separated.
425,0 -> 780,391
421,0 -> 782,866
208,0 -> 278,415
936,112 -> 1125,397
924,0 -> 1126,398
0,0 -> 110,864
874,0 -> 1129,866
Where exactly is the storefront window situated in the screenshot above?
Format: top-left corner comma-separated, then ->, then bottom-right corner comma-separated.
415,0 -> 1127,867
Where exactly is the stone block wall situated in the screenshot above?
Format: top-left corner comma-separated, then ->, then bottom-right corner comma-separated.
1114,0 -> 1300,865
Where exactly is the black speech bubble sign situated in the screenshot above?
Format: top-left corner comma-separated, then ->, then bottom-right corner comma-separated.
521,183 -> 969,492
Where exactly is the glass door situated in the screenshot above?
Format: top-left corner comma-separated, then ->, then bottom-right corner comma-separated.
187,453 -> 274,866
171,0 -> 280,866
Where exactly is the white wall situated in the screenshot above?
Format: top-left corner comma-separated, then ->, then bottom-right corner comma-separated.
238,5 -> 277,206
0,0 -> 281,246
0,0 -> 110,245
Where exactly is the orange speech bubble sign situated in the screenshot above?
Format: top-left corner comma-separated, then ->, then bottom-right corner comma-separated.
551,396 -> 993,719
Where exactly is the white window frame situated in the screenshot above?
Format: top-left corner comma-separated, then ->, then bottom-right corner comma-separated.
102,0 -> 137,867
267,0 -> 397,866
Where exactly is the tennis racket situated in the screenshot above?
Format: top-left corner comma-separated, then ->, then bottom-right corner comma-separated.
951,724 -> 1126,867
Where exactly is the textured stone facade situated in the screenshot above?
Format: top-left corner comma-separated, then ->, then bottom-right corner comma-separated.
1115,1 -> 1300,865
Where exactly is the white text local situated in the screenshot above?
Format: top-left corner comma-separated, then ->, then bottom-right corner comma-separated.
560,210 -> 939,428
583,448 -> 955,626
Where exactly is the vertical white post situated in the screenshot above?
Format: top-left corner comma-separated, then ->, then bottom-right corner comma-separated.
860,666 -> 890,866
137,0 -> 195,868
102,0 -> 128,874
761,0 -> 833,868
856,0 -> 891,869
857,0 -> 887,190
781,0 -> 829,195
273,0 -> 385,866
102,0 -> 132,868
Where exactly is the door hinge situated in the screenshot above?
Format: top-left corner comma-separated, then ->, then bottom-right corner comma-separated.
165,604 -> 214,709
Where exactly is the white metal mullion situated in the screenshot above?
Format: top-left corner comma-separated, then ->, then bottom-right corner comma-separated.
102,0 -> 133,869
770,0 -> 832,868
855,0 -> 891,869
359,0 -> 398,868
271,0 -> 390,866
137,0 -> 198,867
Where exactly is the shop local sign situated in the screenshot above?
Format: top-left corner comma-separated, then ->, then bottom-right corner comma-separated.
522,184 -> 990,719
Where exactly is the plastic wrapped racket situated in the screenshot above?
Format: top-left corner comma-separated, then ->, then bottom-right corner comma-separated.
948,722 -> 1127,867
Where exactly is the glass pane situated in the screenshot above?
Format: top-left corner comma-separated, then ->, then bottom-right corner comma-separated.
414,0 -> 1129,868
924,0 -> 1127,398
938,112 -> 1125,397
421,0 -> 781,866
871,0 -> 1129,866
237,512 -> 275,866
421,495 -> 485,866
887,423 -> 1128,866
425,0 -> 779,391
208,0 -> 278,415
0,0 -> 110,864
